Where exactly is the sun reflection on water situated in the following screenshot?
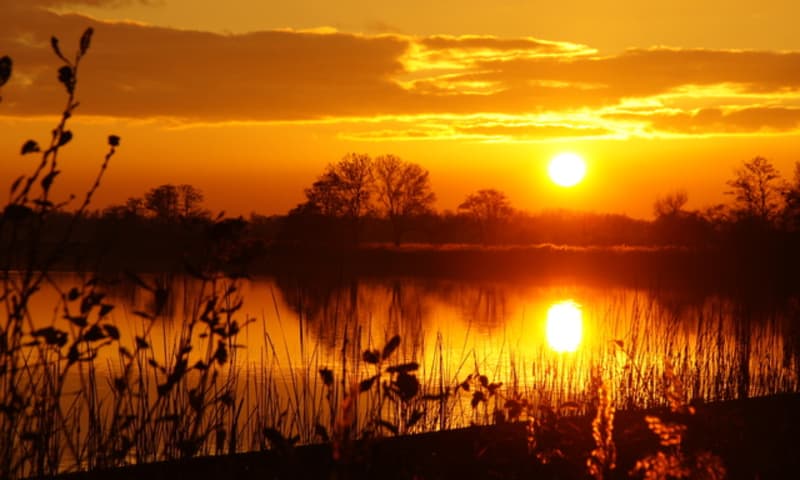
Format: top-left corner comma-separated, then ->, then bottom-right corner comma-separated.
546,300 -> 583,352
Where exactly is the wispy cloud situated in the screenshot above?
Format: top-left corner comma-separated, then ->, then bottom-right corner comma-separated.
3,3 -> 800,140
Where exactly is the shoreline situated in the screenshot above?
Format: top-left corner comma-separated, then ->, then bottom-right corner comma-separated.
55,393 -> 800,480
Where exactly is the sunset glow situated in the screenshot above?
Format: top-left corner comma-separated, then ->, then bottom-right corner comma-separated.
546,301 -> 583,353
1,2 -> 800,218
548,153 -> 587,187
4,3 -> 800,476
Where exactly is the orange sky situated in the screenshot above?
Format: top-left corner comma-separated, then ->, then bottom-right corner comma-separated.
2,0 -> 800,218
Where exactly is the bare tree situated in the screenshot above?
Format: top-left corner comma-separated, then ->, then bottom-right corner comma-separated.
144,184 -> 206,221
653,189 -> 688,219
125,197 -> 144,216
458,189 -> 513,243
176,184 -> 205,218
373,155 -> 436,246
725,157 -> 785,223
144,184 -> 179,220
331,153 -> 374,223
783,161 -> 800,230
302,177 -> 347,217
300,153 -> 374,244
102,196 -> 144,219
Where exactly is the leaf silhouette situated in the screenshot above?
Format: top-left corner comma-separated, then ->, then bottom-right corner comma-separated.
406,409 -> 425,429
31,327 -> 68,347
21,140 -> 40,155
382,334 -> 401,360
132,310 -> 154,320
10,175 -> 24,194
359,374 -> 379,392
0,56 -> 11,87
83,325 -> 106,342
98,304 -> 114,319
362,349 -> 380,364
41,170 -> 59,191
394,372 -> 419,401
64,315 -> 88,328
50,37 -> 69,64
58,66 -> 74,94
58,130 -> 73,147
214,340 -> 228,365
377,420 -> 399,435
102,323 -> 120,340
318,367 -> 334,387
471,391 -> 486,408
80,28 -> 94,55
386,362 -> 419,374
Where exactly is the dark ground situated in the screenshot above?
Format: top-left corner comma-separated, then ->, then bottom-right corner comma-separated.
55,393 -> 800,480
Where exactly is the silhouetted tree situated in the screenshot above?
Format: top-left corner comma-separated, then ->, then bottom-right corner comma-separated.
125,197 -> 144,216
458,189 -> 513,244
373,155 -> 436,246
652,190 -> 712,246
330,153 -> 373,223
144,184 -> 179,220
783,162 -> 800,231
725,157 -> 785,223
299,153 -> 374,244
653,189 -> 688,218
176,184 -> 206,219
144,184 -> 206,221
302,176 -> 347,217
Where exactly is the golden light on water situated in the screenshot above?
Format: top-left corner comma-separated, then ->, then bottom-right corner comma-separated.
546,300 -> 583,352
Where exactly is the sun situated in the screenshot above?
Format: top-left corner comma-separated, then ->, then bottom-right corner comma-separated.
548,153 -> 587,187
546,300 -> 583,353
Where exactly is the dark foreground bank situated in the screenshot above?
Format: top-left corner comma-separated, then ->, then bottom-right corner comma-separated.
55,393 -> 800,480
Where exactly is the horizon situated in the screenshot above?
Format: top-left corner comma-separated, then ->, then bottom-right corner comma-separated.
3,1 -> 800,219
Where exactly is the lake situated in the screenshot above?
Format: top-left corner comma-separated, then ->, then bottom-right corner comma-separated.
23,270 -> 799,453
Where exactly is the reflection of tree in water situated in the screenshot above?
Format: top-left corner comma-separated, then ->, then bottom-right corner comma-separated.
648,286 -> 709,320
273,274 -> 430,353
273,273 -> 351,349
102,273 -> 205,322
384,280 -> 426,353
424,281 -> 508,330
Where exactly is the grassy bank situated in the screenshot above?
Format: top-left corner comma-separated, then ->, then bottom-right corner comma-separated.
54,393 -> 800,480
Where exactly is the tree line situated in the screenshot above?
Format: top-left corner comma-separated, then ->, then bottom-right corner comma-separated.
80,154 -> 800,250
103,184 -> 208,221
652,156 -> 800,245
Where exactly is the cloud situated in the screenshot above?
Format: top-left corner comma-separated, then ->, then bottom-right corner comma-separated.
338,115 -> 615,142
3,4 -> 800,139
453,123 -> 613,140
610,107 -> 800,134
0,6 -> 409,120
23,0 -> 160,7
416,35 -> 592,60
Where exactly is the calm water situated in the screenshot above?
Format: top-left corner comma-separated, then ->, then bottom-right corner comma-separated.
34,275 -> 799,403
24,272 -> 800,448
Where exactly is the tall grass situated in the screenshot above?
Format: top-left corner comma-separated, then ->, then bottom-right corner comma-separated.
4,270 -> 799,477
